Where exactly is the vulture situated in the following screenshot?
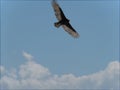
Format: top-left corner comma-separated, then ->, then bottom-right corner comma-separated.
52,0 -> 79,38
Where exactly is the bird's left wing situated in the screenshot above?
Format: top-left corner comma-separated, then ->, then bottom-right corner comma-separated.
62,23 -> 80,38
52,0 -> 62,21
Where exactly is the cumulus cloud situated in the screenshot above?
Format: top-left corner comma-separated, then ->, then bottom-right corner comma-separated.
0,66 -> 5,74
22,51 -> 33,61
19,60 -> 51,79
0,52 -> 119,89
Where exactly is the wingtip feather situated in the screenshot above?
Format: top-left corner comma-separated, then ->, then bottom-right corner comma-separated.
73,33 -> 80,38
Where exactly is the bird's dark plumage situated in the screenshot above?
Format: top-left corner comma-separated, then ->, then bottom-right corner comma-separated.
52,0 -> 79,38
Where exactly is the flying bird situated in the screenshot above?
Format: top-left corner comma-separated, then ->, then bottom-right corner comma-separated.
52,0 -> 79,38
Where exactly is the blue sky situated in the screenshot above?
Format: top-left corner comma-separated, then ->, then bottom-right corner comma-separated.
0,0 -> 119,89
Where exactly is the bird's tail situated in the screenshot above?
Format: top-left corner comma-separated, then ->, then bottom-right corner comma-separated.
54,22 -> 61,28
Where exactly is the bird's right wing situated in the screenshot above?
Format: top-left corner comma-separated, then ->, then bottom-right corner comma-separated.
62,23 -> 80,38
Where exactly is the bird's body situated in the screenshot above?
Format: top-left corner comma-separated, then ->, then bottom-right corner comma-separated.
52,0 -> 80,38
54,18 -> 69,28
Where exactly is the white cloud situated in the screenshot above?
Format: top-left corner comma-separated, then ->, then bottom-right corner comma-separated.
19,60 -> 51,79
22,51 -> 33,61
0,66 -> 5,74
0,52 -> 119,89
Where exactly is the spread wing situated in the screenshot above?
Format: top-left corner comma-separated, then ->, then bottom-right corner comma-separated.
52,0 -> 80,38
52,0 -> 66,21
62,23 -> 79,38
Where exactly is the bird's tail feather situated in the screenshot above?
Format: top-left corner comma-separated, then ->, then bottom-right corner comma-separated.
54,22 -> 61,28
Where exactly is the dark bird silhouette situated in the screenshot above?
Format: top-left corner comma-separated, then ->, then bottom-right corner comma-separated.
52,0 -> 79,38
